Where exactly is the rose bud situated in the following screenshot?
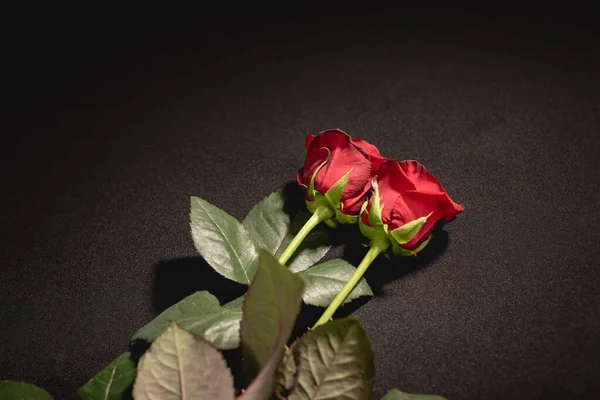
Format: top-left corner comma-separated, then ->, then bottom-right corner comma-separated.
359,160 -> 464,256
298,129 -> 386,226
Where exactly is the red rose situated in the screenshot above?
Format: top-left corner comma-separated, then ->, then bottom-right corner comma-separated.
304,131 -> 388,174
359,160 -> 464,255
298,129 -> 386,225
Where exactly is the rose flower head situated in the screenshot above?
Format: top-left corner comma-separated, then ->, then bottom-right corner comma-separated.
359,160 -> 464,255
298,129 -> 386,226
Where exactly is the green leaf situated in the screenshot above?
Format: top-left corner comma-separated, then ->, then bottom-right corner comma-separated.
238,250 -> 304,399
275,317 -> 374,400
389,213 -> 431,245
190,196 -> 259,284
132,291 -> 242,350
242,190 -> 331,273
297,259 -> 373,307
77,352 -> 136,400
381,388 -> 447,400
0,381 -> 53,400
368,179 -> 384,227
133,322 -> 235,400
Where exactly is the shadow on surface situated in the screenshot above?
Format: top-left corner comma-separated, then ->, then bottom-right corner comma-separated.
345,228 -> 450,296
289,230 -> 448,338
280,180 -> 310,216
152,257 -> 248,313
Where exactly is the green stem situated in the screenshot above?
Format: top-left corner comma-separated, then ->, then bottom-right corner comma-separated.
278,206 -> 334,265
313,236 -> 389,328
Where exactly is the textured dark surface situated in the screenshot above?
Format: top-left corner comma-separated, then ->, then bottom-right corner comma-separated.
2,8 -> 600,400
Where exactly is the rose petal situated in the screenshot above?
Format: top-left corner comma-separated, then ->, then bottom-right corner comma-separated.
391,190 -> 464,249
351,138 -> 388,174
376,160 -> 416,221
341,180 -> 373,215
351,137 -> 381,157
398,160 -> 446,193
369,154 -> 389,173
305,135 -> 316,149
378,160 -> 417,194
303,130 -> 371,199
301,131 -> 347,185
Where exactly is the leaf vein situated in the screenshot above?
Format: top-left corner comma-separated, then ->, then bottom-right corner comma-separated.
103,354 -> 121,400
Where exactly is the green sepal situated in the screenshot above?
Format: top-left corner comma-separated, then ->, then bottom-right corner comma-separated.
358,200 -> 376,239
368,179 -> 384,227
389,212 -> 432,245
359,199 -> 369,215
306,194 -> 329,221
359,215 -> 391,251
307,196 -> 338,227
324,168 -> 353,207
306,185 -> 359,226
334,208 -> 358,224
305,151 -> 364,226
359,216 -> 376,239
324,218 -> 337,228
306,191 -> 330,216
308,148 -> 331,199
306,199 -> 318,214
392,235 -> 432,256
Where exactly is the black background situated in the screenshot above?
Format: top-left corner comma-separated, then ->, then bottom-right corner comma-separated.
2,5 -> 600,400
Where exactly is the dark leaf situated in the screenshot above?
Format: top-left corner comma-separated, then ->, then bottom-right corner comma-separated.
238,250 -> 304,399
275,317 -> 374,400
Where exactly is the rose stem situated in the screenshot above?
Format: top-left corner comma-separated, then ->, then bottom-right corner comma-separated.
278,206 -> 334,265
312,236 -> 389,328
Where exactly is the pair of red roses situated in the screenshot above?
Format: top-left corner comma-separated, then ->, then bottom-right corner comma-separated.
298,129 -> 464,255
